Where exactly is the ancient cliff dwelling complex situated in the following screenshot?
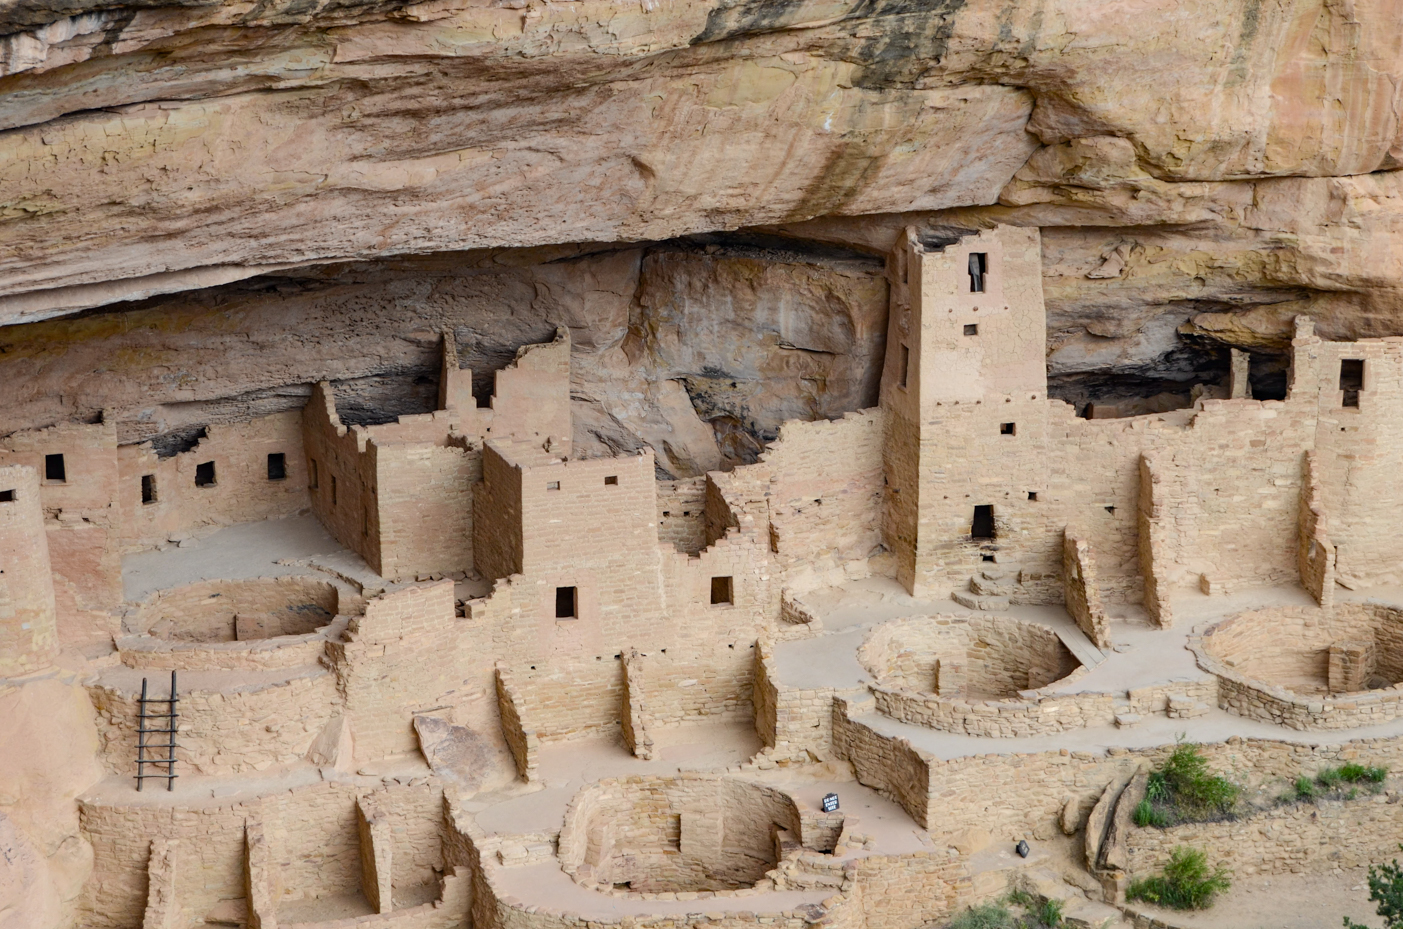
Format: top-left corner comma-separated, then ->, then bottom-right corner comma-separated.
5,3 -> 1403,929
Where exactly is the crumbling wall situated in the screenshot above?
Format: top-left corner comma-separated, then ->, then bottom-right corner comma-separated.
1298,450 -> 1335,608
303,381 -> 382,572
656,477 -> 707,555
1062,532 -> 1110,649
329,581 -> 465,759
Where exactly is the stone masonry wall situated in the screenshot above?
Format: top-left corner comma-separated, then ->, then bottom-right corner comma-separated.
88,668 -> 338,777
116,410 -> 309,552
329,580 -> 468,759
0,465 -> 59,675
760,410 -> 886,592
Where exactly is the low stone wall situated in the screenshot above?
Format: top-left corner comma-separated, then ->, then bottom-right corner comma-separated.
870,677 -> 1217,739
88,668 -> 339,776
130,575 -> 341,642
1192,603 -> 1403,729
1124,787 -> 1403,878
117,617 -> 345,672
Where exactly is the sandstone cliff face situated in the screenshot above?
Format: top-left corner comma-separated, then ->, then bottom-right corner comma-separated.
2,0 -> 1401,322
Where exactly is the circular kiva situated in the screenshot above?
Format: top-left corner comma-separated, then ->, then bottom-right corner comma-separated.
129,575 -> 339,644
557,775 -> 803,896
857,615 -> 1096,737
1192,603 -> 1403,730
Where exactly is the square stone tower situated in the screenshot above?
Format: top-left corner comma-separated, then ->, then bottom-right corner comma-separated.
0,465 -> 59,675
880,225 -> 1050,598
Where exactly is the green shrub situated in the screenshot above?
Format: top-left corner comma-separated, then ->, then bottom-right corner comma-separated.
945,903 -> 1015,929
1344,845 -> 1403,929
1127,846 -> 1232,910
1294,775 -> 1319,801
1136,742 -> 1240,826
1339,762 -> 1388,784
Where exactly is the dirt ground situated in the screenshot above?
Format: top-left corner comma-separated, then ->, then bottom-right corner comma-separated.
1134,868 -> 1384,928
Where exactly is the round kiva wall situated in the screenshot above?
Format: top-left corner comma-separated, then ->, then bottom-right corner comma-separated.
558,775 -> 801,894
859,614 -> 1080,699
1193,602 -> 1403,729
130,576 -> 339,643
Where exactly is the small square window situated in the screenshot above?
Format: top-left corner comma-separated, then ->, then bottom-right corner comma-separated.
710,576 -> 734,605
547,481 -> 561,491
963,324 -> 979,336
309,459 -> 319,489
194,461 -> 216,487
555,586 -> 578,619
1000,422 -> 1015,435
1027,492 -> 1037,501
981,554 -> 996,563
44,453 -> 66,483
141,475 -> 157,505
0,489 -> 14,503
267,453 -> 287,481
604,475 -> 618,486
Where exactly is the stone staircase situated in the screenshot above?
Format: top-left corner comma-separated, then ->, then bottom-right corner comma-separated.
952,561 -> 1023,611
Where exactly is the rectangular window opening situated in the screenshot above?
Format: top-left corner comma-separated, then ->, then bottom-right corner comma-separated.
968,252 -> 988,293
972,504 -> 995,540
141,475 -> 157,505
44,453 -> 66,483
1340,358 -> 1364,408
309,459 -> 319,489
547,481 -> 561,491
604,475 -> 618,486
981,554 -> 996,563
555,586 -> 578,619
267,452 -> 287,481
363,508 -> 370,537
1027,492 -> 1038,501
0,489 -> 13,503
898,344 -> 910,389
963,323 -> 979,337
1000,422 -> 1015,435
330,474 -> 338,506
194,461 -> 216,488
710,576 -> 734,606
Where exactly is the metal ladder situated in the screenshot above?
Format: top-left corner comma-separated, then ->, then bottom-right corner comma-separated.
136,670 -> 179,792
